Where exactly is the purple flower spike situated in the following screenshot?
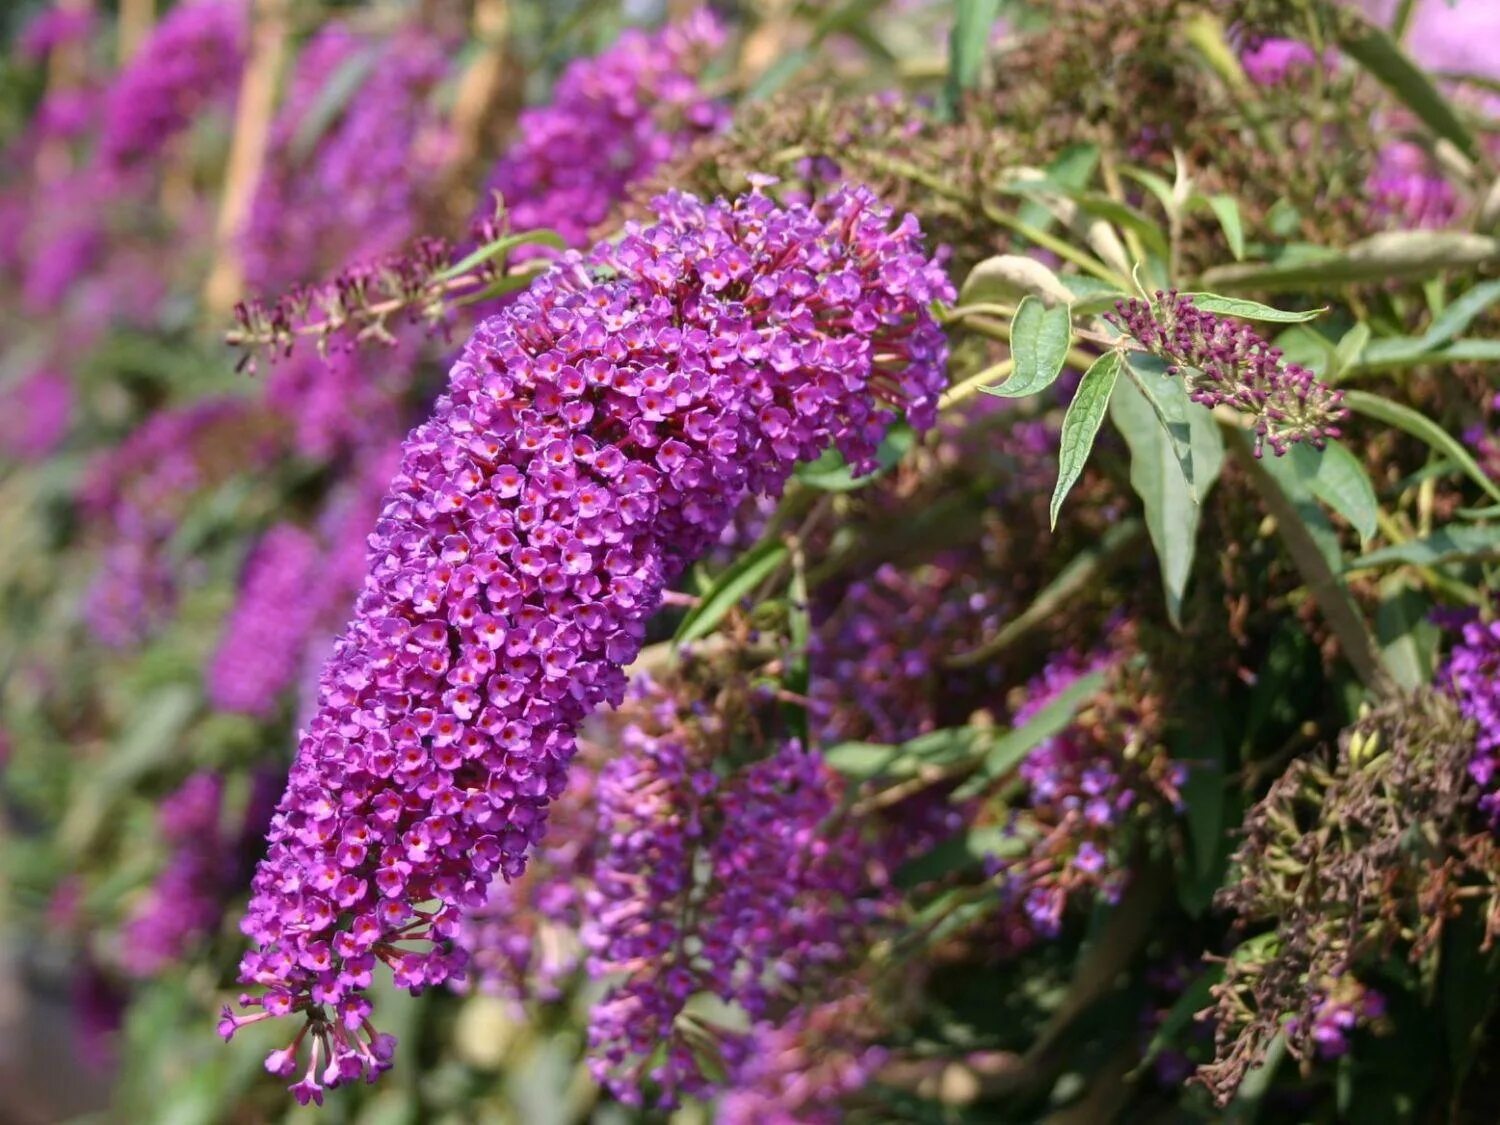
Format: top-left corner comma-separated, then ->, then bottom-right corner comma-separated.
1110,291 -> 1347,456
485,12 -> 729,252
226,185 -> 951,1097
99,0 -> 246,170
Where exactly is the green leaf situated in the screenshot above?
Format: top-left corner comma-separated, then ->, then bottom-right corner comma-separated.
981,296 -> 1071,399
1289,440 -> 1380,543
1442,908 -> 1500,1089
290,47 -> 381,162
1350,336 -> 1500,374
1336,14 -> 1479,161
953,668 -> 1108,799
1015,143 -> 1099,232
1059,273 -> 1128,315
435,229 -> 567,282
1344,389 -> 1500,504
1347,526 -> 1500,571
673,539 -> 788,644
1049,351 -> 1120,528
1120,165 -> 1178,218
1259,451 -> 1345,571
1375,579 -> 1441,691
1201,232 -> 1500,292
1206,194 -> 1246,261
1121,353 -> 1224,501
1332,322 -> 1372,379
957,253 -> 1074,307
943,0 -> 1003,115
795,425 -> 914,491
1139,965 -> 1224,1072
824,727 -> 990,784
895,826 -> 1028,888
1110,370 -> 1204,625
1419,278 -> 1500,350
1181,293 -> 1327,323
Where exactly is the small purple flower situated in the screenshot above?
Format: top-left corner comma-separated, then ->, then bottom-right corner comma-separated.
0,369 -> 71,461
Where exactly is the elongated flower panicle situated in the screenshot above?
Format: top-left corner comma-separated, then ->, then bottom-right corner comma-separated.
221,184 -> 951,1101
1444,614 -> 1500,829
718,996 -> 889,1125
99,0 -> 246,170
487,12 -> 728,251
583,675 -> 878,1106
988,647 -> 1182,949
209,525 -> 326,718
0,368 -> 72,461
242,24 -> 453,292
1366,140 -> 1458,231
1109,291 -> 1346,456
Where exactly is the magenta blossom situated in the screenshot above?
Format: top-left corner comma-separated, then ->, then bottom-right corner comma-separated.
220,184 -> 951,1100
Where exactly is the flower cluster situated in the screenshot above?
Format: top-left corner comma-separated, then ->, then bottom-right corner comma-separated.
99,0 -> 246,170
17,5 -> 95,62
718,996 -> 890,1125
1238,36 -> 1327,87
1366,141 -> 1459,230
120,771 -> 284,977
241,23 -> 453,293
208,525 -> 326,718
80,399 -> 276,647
583,675 -> 879,1106
1289,978 -> 1387,1060
450,754 -> 595,1005
219,184 -> 950,1102
811,556 -> 1010,745
486,12 -> 728,251
1110,291 -> 1347,456
1444,613 -> 1500,829
0,368 -> 72,461
1204,689 -> 1493,1102
985,648 -> 1182,950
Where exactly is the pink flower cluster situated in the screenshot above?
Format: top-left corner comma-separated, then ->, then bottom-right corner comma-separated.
241,23 -> 454,293
99,0 -> 246,170
486,12 -> 728,251
219,184 -> 950,1103
583,678 -> 878,1106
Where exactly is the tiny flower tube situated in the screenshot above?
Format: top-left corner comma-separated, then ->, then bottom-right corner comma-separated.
222,184 -> 952,1099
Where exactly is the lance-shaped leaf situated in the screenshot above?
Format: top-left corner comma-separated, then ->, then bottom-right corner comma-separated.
1205,195 -> 1245,261
1110,371 -> 1204,625
1180,293 -> 1327,322
1344,390 -> 1500,504
1201,232 -> 1500,292
1284,440 -> 1380,543
1120,353 -> 1225,504
1049,351 -> 1120,528
1336,13 -> 1479,161
953,668 -> 1108,799
1347,526 -> 1500,571
982,295 -> 1073,399
673,538 -> 788,644
943,0 -> 1002,115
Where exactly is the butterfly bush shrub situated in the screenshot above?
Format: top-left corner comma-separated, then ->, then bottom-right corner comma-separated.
0,1 -> 1498,1122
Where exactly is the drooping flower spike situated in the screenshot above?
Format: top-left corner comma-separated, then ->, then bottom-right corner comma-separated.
1109,291 -> 1346,456
221,183 -> 952,1100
